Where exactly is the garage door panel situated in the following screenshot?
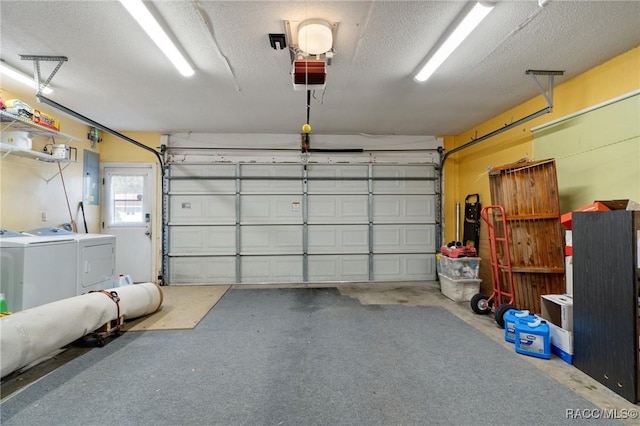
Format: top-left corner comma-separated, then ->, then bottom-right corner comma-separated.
373,179 -> 435,194
241,226 -> 302,254
241,256 -> 302,282
169,256 -> 235,284
241,195 -> 303,224
373,195 -> 434,223
170,164 -> 236,193
169,226 -> 235,254
308,255 -> 369,281
171,164 -> 236,178
240,164 -> 302,193
307,165 -> 368,194
307,195 -> 368,223
373,224 -> 435,252
373,254 -> 436,280
373,165 -> 436,194
170,195 -> 236,223
170,179 -> 235,194
308,225 -> 368,253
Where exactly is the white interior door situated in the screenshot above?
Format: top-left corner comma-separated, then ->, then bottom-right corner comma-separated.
101,164 -> 156,283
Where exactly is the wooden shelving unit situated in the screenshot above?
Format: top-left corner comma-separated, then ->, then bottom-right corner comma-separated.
488,159 -> 566,314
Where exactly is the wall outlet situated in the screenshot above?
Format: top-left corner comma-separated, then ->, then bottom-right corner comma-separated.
41,211 -> 47,222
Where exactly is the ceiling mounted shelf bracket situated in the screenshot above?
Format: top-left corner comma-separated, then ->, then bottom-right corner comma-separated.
20,55 -> 68,95
525,69 -> 565,110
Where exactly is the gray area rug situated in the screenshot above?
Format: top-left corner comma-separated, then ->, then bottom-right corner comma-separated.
1,288 -> 617,426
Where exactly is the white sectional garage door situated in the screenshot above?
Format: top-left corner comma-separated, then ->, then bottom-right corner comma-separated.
165,163 -> 438,285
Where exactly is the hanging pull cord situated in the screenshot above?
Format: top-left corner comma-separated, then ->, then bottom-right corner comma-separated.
89,290 -> 122,327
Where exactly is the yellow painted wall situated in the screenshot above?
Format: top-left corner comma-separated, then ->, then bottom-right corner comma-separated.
99,132 -> 161,163
0,87 -> 101,233
442,45 -> 640,292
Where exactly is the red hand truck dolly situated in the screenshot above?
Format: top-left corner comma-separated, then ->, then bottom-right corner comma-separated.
470,205 -> 516,328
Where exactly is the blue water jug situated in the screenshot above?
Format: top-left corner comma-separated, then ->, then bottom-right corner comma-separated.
515,317 -> 551,360
504,309 -> 536,343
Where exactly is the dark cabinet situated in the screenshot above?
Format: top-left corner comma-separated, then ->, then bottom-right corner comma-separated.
573,210 -> 640,403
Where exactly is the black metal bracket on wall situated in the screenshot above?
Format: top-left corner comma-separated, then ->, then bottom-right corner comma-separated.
438,69 -> 564,245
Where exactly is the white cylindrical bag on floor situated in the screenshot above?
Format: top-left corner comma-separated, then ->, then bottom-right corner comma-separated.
0,282 -> 163,378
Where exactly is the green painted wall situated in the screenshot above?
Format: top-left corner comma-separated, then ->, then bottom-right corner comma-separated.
533,94 -> 640,212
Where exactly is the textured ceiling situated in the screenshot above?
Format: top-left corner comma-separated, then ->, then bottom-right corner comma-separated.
0,1 -> 639,136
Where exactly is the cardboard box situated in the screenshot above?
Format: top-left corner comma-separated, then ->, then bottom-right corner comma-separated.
595,199 -> 640,211
541,294 -> 573,331
548,322 -> 573,364
32,110 -> 60,131
541,294 -> 574,365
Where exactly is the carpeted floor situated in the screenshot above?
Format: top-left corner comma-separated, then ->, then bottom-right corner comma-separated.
0,288 -> 620,426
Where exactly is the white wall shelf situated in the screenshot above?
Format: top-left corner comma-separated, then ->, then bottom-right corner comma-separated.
1,110 -> 78,163
0,142 -> 77,163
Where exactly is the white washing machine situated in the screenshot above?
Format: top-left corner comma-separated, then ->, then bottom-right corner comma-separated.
26,228 -> 117,295
0,235 -> 78,312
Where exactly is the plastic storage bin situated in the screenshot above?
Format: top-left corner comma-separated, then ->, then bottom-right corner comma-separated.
438,273 -> 481,302
439,256 -> 480,279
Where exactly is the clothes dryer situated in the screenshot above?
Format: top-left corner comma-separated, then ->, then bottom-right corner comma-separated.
73,233 -> 116,294
26,228 -> 116,295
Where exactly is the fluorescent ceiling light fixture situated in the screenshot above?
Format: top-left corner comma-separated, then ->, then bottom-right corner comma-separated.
119,0 -> 194,77
414,2 -> 495,82
298,19 -> 333,55
0,61 -> 54,94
